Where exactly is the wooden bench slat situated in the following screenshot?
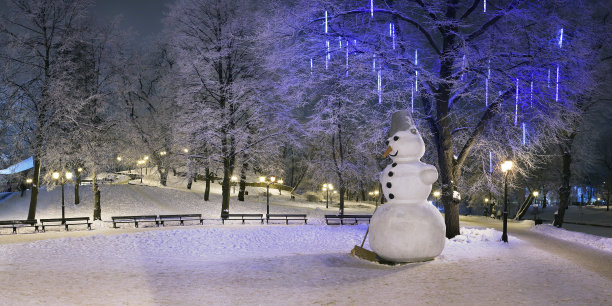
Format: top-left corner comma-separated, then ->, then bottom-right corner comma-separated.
266,214 -> 308,225
0,220 -> 39,234
325,214 -> 372,225
221,213 -> 264,224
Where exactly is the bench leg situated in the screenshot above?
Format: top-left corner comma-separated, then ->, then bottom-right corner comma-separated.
286,219 -> 288,225
12,226 -> 16,234
200,219 -> 203,225
65,224 -> 69,231
135,222 -> 139,228
88,223 -> 91,230
180,220 -> 184,226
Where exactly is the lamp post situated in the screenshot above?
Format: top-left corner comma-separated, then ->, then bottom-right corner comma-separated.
137,160 -> 144,183
116,156 -> 122,172
322,183 -> 333,208
374,190 -> 380,206
260,176 -> 276,219
53,171 -> 73,224
143,156 -> 149,175
231,176 -> 237,194
501,160 -> 514,243
278,179 -> 284,195
532,191 -> 539,219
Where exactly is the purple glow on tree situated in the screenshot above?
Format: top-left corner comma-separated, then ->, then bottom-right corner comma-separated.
530,81 -> 533,107
489,151 -> 493,173
558,28 -> 564,48
339,36 -> 342,48
483,0 -> 486,12
522,122 -> 527,145
547,68 -> 550,88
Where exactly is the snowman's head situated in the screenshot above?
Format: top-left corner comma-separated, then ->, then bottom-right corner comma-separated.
383,111 -> 425,162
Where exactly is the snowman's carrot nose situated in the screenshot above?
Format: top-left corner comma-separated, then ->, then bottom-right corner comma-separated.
382,146 -> 393,158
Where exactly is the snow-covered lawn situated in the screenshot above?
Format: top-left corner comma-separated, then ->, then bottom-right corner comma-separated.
1,176 -> 611,304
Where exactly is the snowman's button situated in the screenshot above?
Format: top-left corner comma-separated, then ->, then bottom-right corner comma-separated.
392,163 -> 397,167
388,171 -> 394,177
386,182 -> 391,188
389,194 -> 395,199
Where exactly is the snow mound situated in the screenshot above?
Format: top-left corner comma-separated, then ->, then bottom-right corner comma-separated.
440,227 -> 517,261
531,224 -> 612,253
451,227 -> 500,243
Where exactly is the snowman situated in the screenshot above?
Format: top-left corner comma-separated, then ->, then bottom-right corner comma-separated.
368,110 -> 446,263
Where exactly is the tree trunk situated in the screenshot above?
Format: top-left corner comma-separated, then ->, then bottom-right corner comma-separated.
74,168 -> 81,205
204,167 -> 211,201
554,148 -> 572,227
27,157 -> 41,220
542,188 -> 547,209
159,168 -> 168,186
93,169 -> 101,220
238,162 -> 247,201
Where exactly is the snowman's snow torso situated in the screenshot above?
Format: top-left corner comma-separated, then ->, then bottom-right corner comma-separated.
368,122 -> 446,263
381,161 -> 436,203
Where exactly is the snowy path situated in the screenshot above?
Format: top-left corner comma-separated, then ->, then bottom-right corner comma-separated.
1,225 -> 611,305
461,216 -> 612,280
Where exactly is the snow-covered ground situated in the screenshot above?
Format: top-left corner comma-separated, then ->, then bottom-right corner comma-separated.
531,224 -> 612,253
1,173 -> 611,304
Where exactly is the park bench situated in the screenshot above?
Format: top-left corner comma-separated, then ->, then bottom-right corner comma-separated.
325,214 -> 373,225
0,220 -> 38,234
158,214 -> 204,226
40,217 -> 92,232
112,215 -> 159,228
266,214 -> 307,224
221,213 -> 264,224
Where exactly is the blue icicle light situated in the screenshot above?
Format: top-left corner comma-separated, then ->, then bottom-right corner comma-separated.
325,11 -> 328,33
555,65 -> 560,102
515,78 -> 519,126
377,69 -> 382,104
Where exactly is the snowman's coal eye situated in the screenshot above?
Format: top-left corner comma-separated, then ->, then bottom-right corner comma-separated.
393,136 -> 399,141
410,128 -> 417,134
385,140 -> 389,145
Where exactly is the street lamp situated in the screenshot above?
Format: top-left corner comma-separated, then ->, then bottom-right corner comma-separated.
231,176 -> 238,194
374,190 -> 380,206
143,156 -> 149,175
433,191 -> 441,209
323,183 -> 333,208
278,179 -> 284,195
260,176 -> 275,219
501,160 -> 514,243
137,160 -> 145,183
53,171 -> 73,224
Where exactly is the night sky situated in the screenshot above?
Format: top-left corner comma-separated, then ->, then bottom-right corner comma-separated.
93,0 -> 170,38
0,0 -> 170,38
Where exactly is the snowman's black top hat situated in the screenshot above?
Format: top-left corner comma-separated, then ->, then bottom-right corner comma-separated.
389,110 -> 415,136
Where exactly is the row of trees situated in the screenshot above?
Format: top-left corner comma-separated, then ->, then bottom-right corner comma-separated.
1,0 -> 610,238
